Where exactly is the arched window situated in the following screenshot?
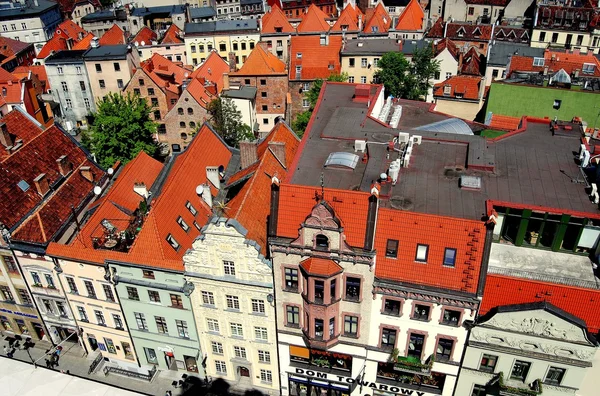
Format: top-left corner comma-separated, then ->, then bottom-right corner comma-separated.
179,121 -> 185,128
315,234 -> 329,250
177,107 -> 184,115
181,133 -> 188,140
189,121 -> 196,129
187,108 -> 193,115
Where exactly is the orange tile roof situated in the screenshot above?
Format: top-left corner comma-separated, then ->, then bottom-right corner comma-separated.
297,4 -> 331,33
289,35 -> 342,81
300,257 -> 343,277
0,67 -> 23,104
489,114 -> 521,130
0,36 -> 32,59
374,208 -> 486,294
425,17 -> 444,38
185,77 -> 215,109
161,24 -> 184,45
508,51 -> 600,78
71,33 -> 95,50
446,22 -> 493,41
395,0 -> 424,31
231,44 -> 286,76
461,46 -> 482,75
363,3 -> 392,34
261,4 -> 295,34
331,4 -> 363,32
276,184 -> 371,248
434,38 -> 459,60
56,19 -> 87,40
131,26 -> 157,46
433,75 -> 483,101
99,24 -> 125,46
37,21 -> 91,59
143,53 -> 189,95
190,50 -> 230,93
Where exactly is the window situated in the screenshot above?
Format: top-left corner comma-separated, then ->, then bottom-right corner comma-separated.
250,42 -> 255,49
99,80 -> 105,88
442,309 -> 461,326
286,305 -> 299,326
492,69 -> 499,78
212,341 -> 224,354
154,110 -> 161,120
545,367 -> 566,385
104,338 -> 116,354
155,316 -> 168,334
126,286 -> 139,300
103,285 -> 115,302
314,280 -> 324,303
360,76 -> 367,84
65,98 -> 72,108
258,350 -> 271,363
207,318 -> 220,333
383,299 -> 401,316
539,32 -> 546,42
144,347 -> 158,364
342,315 -> 358,337
436,338 -> 453,361
583,63 -> 596,74
413,304 -> 430,321
416,244 -> 428,262
330,279 -> 336,301
472,385 -> 486,396
349,58 -> 355,67
94,310 -> 105,325
42,299 -> 53,314
226,295 -> 240,310
95,64 -> 102,72
255,326 -> 268,341
224,261 -> 235,276
138,78 -> 145,86
55,302 -> 66,316
77,306 -> 88,321
0,286 -> 14,301
408,333 -> 425,359
260,79 -> 266,86
151,98 -> 158,107
361,58 -> 367,68
381,328 -> 396,349
533,57 -> 545,67
180,122 -> 186,128
84,281 -> 96,298
296,52 -> 302,59
234,346 -> 247,359
3,256 -> 17,273
283,268 -> 299,291
166,234 -> 180,251
219,43 -> 226,52
133,88 -> 140,95
186,201 -> 197,215
252,299 -> 265,314
262,105 -> 268,112
113,62 -> 120,72
262,118 -> 269,125
386,239 -> 398,258
31,272 -> 41,285
230,322 -> 243,337
374,58 -> 379,67
552,32 -> 559,43
345,277 -> 361,301
479,354 -> 497,372
201,291 -> 215,305
329,317 -> 335,336
65,277 -> 78,294
77,81 -> 86,92
233,43 -> 239,51
315,319 -> 324,339
444,248 -> 457,267
348,76 -> 354,83
176,320 -> 189,338
18,289 -> 31,305
215,360 -> 227,374
147,88 -> 155,96
445,72 -> 452,80
511,360 -> 531,381
316,234 -> 329,249
148,290 -> 160,302
57,66 -> 63,74
117,79 -> 123,89
61,81 -> 68,92
139,269 -> 154,279
189,121 -> 196,129
302,99 -> 310,108
113,314 -> 123,329
302,82 -> 310,92
260,369 -> 272,383
171,294 -> 183,308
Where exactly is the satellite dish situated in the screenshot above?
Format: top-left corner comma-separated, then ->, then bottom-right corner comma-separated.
134,41 -> 139,46
93,186 -> 102,196
140,41 -> 145,46
195,185 -> 204,195
107,168 -> 114,175
184,72 -> 189,79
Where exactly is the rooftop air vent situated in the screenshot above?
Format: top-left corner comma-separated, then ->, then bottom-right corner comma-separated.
324,152 -> 360,169
460,175 -> 482,190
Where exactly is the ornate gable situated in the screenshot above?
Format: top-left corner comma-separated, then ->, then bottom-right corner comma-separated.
304,201 -> 342,231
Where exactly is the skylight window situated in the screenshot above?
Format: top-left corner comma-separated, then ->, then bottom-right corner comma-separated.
166,234 -> 180,251
185,201 -> 197,216
533,57 -> 545,67
17,180 -> 30,192
177,216 -> 190,232
324,152 -> 360,169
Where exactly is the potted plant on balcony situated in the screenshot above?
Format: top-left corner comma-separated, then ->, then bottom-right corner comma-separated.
311,357 -> 331,368
388,348 -> 400,363
497,372 -> 543,396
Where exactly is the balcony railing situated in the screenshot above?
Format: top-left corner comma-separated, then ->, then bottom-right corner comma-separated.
393,354 -> 434,375
492,373 -> 543,396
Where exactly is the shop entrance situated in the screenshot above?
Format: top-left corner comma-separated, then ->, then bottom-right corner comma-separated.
164,352 -> 177,370
239,367 -> 250,377
88,335 -> 98,351
288,375 -> 350,396
32,323 -> 45,340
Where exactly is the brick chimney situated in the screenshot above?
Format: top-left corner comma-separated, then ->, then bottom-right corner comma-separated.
223,73 -> 230,90
228,52 -> 237,72
268,142 -> 286,166
80,166 -> 94,182
34,173 -> 49,196
0,122 -> 12,148
240,140 -> 258,169
56,155 -> 72,176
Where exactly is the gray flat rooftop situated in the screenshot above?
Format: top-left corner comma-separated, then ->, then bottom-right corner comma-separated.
288,82 -> 599,220
84,45 -> 129,60
488,243 -> 600,289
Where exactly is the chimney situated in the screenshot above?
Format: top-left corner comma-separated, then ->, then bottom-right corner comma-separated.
228,52 -> 236,72
80,166 -> 94,182
206,166 -> 220,189
200,183 -> 212,207
478,77 -> 486,101
0,122 -> 12,148
91,37 -> 99,48
223,73 -> 230,90
268,142 -> 286,165
543,65 -> 549,75
239,140 -> 258,169
358,14 -> 363,31
56,155 -> 72,176
133,182 -> 148,198
574,69 -> 580,78
458,50 -> 464,70
34,173 -> 49,196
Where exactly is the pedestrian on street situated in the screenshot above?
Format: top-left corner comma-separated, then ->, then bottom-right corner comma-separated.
7,347 -> 14,358
2,345 -> 7,355
45,359 -> 52,369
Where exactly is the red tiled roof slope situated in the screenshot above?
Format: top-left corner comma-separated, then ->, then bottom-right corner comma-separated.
261,4 -> 295,34
190,50 -> 230,93
289,35 -> 342,80
363,3 -> 392,33
433,75 -> 483,100
38,20 -> 91,59
446,23 -> 493,41
71,33 -> 95,50
395,0 -> 424,31
434,38 -> 459,60
331,4 -> 363,32
300,257 -> 343,276
0,37 -> 31,59
375,208 -> 486,294
99,24 -> 125,46
143,53 -> 190,94
161,24 -> 184,44
0,67 -> 23,104
461,47 -> 482,75
185,77 -> 215,109
425,17 -> 444,38
489,114 -> 521,130
297,4 -> 331,33
231,45 -> 286,76
132,26 -> 157,46
508,51 -> 600,78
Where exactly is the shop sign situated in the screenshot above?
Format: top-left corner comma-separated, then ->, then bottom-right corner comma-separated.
0,308 -> 38,319
295,368 -> 431,396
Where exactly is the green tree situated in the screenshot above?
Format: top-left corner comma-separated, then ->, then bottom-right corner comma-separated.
410,46 -> 441,100
305,72 -> 349,109
83,92 -> 158,169
292,110 -> 312,138
207,97 -> 254,147
374,52 -> 414,99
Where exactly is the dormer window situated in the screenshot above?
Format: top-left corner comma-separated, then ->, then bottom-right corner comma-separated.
457,27 -> 466,38
472,27 -> 481,38
583,63 -> 596,74
316,234 -> 329,250
443,85 -> 452,95
371,26 -> 378,33
166,234 -> 180,251
177,216 -> 189,232
533,57 -> 545,67
275,27 -> 282,33
296,52 -> 302,59
341,24 -> 348,31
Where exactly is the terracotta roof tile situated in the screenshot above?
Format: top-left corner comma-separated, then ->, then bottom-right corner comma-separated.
143,53 -> 189,95
161,24 -> 184,45
38,21 -> 91,59
71,33 -> 95,50
461,47 -> 483,75
0,37 -> 32,59
508,51 -> 600,78
446,22 -> 493,41
297,4 -> 331,33
494,26 -> 529,44
99,24 -> 125,46
480,274 -> 600,333
433,75 -> 483,100
231,44 -> 286,76
131,26 -> 157,46
261,4 -> 295,34
300,257 -> 343,276
185,77 -> 215,108
190,50 -> 230,93
0,67 -> 23,104
489,114 -> 521,130
289,35 -> 342,80
331,4 -> 363,32
374,208 -> 485,294
363,3 -> 392,34
395,0 -> 424,31
425,17 -> 444,38
465,0 -> 509,5
434,38 -> 459,60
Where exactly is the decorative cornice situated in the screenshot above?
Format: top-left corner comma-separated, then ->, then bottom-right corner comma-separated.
373,286 -> 478,309
270,244 -> 374,265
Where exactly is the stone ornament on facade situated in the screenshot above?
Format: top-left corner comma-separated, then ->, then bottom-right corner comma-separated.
487,316 -> 583,342
374,286 -> 478,309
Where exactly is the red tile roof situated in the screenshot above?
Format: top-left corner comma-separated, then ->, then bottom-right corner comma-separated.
461,46 -> 483,76
0,37 -> 32,59
185,77 -> 215,109
465,0 -> 509,5
161,24 -> 184,45
480,274 -> 600,333
261,4 -> 295,34
131,27 -> 157,46
507,50 -> 600,78
434,38 -> 459,60
289,35 -> 342,81
276,184 -> 372,248
231,44 -> 286,76
374,208 -> 486,294
143,53 -> 190,95
190,50 -> 230,93
300,257 -> 343,276
363,3 -> 392,34
37,21 -> 90,59
433,75 -> 484,101
0,110 -> 103,244
56,0 -> 100,13
99,24 -> 125,46
0,67 -> 23,104
494,26 -> 529,44
489,114 -> 521,130
331,4 -> 363,32
395,0 -> 424,31
425,17 -> 444,38
446,23 -> 493,41
296,4 -> 331,33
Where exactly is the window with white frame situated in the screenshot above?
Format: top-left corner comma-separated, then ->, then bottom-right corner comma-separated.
61,81 -> 68,92
230,322 -> 243,337
226,295 -> 240,310
251,299 -> 265,314
360,76 -> 367,84
258,350 -> 270,363
65,98 -> 72,108
260,369 -> 272,383
57,66 -> 63,74
185,201 -> 197,215
207,318 -> 219,333
84,98 -> 90,109
223,261 -> 235,276
177,216 -> 189,232
533,57 -> 545,67
211,341 -> 223,354
302,99 -> 309,108
215,360 -> 227,374
77,306 -> 88,321
255,326 -> 268,341
135,312 -> 147,330
416,244 -> 428,262
176,320 -> 189,338
348,76 -> 354,83
361,58 -> 367,68
202,291 -> 215,305
233,346 -> 247,359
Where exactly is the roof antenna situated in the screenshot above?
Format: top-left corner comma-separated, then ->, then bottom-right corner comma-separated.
320,172 -> 325,200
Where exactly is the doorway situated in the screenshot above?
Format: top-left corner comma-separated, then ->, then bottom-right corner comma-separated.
164,352 -> 177,370
239,367 -> 250,377
32,323 -> 45,340
88,335 -> 98,351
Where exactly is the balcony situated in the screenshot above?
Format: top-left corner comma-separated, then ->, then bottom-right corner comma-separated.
491,373 -> 543,396
377,362 -> 445,395
393,354 -> 434,375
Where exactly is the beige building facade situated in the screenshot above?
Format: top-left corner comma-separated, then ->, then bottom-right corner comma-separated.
84,44 -> 140,102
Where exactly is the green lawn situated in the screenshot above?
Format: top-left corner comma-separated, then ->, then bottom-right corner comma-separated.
486,83 -> 600,125
479,129 -> 507,138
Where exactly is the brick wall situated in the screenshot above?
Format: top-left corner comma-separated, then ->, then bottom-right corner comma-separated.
124,69 -> 169,129
289,81 -> 310,123
163,90 -> 210,152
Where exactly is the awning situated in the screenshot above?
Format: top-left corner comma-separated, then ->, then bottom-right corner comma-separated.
290,345 -> 310,359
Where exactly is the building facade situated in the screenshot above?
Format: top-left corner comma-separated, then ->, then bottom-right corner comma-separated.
83,44 -> 140,101
81,9 -> 129,38
531,5 -> 598,54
